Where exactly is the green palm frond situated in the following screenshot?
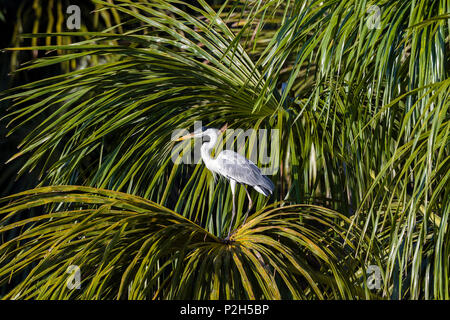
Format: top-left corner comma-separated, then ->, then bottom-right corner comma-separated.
0,186 -> 369,300
8,0 -> 124,73
0,0 -> 448,299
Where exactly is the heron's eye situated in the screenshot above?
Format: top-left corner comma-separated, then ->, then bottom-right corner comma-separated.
202,135 -> 211,143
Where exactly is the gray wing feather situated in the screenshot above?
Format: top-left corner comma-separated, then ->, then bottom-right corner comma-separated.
216,150 -> 274,193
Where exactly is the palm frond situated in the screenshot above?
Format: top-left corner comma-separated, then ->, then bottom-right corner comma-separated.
0,186 -> 369,299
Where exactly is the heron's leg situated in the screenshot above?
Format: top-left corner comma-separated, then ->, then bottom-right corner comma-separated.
242,186 -> 253,225
227,179 -> 236,239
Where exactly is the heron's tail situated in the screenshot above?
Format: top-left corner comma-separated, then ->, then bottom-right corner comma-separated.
254,175 -> 274,196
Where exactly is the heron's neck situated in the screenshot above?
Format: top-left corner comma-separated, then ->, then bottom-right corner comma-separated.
201,132 -> 218,170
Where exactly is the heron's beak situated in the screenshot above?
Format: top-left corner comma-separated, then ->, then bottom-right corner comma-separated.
174,133 -> 195,141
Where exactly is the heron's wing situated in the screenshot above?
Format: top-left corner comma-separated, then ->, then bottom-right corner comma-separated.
215,150 -> 274,193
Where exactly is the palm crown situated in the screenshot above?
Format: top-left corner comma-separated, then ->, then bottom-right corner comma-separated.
0,0 -> 448,300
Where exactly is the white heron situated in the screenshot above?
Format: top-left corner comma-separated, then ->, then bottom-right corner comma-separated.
175,124 -> 274,240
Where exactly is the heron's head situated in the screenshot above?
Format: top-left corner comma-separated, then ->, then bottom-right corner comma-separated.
175,124 -> 227,142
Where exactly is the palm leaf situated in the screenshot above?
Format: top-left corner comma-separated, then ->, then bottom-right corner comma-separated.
0,186 -> 369,299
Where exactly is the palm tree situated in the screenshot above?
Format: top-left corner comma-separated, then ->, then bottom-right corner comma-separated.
0,0 -> 448,299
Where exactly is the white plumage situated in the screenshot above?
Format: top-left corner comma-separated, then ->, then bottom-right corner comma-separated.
176,125 -> 274,239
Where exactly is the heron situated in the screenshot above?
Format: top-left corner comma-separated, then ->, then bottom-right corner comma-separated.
175,124 -> 274,240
